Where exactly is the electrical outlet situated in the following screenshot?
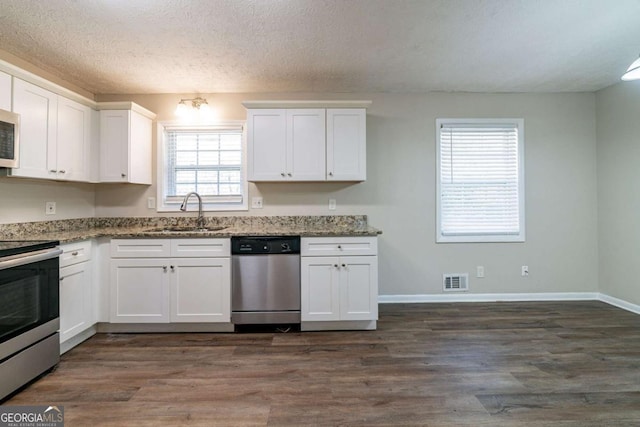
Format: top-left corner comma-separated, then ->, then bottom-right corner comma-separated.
251,197 -> 263,209
147,197 -> 156,209
476,266 -> 485,278
521,265 -> 529,277
328,199 -> 337,210
45,201 -> 56,215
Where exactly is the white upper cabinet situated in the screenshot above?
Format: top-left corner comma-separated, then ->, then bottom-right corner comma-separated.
288,109 -> 326,180
9,78 -> 93,181
327,108 -> 366,181
247,108 -> 326,181
55,97 -> 92,181
10,78 -> 58,179
244,100 -> 370,182
99,104 -> 154,184
246,109 -> 287,181
0,71 -> 11,111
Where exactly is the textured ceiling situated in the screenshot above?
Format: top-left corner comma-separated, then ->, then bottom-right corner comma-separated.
1,0 -> 640,95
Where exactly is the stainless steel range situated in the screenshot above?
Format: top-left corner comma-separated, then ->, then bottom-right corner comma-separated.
0,240 -> 62,401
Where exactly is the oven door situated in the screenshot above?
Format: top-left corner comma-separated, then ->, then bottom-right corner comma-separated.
0,248 -> 61,361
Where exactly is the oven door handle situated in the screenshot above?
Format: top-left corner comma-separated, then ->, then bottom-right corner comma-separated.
0,247 -> 63,270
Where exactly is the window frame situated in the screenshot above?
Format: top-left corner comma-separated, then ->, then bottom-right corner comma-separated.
156,121 -> 248,212
436,118 -> 525,243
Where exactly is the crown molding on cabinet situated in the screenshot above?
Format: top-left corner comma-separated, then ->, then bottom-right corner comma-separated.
95,101 -> 157,120
0,59 -> 156,120
241,100 -> 372,109
0,58 -> 97,108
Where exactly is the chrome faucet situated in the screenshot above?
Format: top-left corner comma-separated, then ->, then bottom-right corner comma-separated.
180,192 -> 205,229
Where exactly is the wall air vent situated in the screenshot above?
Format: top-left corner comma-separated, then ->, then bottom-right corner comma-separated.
443,273 -> 469,292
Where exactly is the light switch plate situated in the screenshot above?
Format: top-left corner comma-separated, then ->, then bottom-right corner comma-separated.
328,199 -> 337,210
147,197 -> 156,209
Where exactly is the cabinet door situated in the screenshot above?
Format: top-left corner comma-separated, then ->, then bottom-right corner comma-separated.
339,256 -> 378,321
60,262 -> 93,343
100,110 -> 129,182
0,71 -> 11,111
11,78 -> 58,179
170,258 -> 231,322
301,256 -> 340,321
287,109 -> 326,180
247,109 -> 287,181
128,110 -> 152,184
326,108 -> 366,181
57,97 -> 91,181
110,258 -> 170,323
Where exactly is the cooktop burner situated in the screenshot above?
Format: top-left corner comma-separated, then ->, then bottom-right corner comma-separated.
0,240 -> 60,258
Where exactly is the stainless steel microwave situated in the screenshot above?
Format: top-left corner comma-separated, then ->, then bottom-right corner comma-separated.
0,108 -> 19,168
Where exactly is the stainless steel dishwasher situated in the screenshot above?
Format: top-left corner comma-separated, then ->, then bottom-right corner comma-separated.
231,236 -> 301,325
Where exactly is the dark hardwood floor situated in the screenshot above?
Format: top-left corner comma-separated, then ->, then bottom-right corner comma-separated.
6,301 -> 640,426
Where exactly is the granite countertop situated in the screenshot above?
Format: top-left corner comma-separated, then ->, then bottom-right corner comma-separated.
0,216 -> 382,244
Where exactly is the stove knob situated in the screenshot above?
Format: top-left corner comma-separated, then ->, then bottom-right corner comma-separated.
281,243 -> 290,251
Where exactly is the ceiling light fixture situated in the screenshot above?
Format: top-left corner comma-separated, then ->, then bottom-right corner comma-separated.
175,97 -> 211,117
621,55 -> 640,81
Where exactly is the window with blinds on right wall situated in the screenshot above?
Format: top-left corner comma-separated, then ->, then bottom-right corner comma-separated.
436,118 -> 525,243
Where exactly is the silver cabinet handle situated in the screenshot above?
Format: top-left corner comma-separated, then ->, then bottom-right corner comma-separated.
337,245 -> 342,249
121,173 -> 127,178
287,173 -> 292,177
329,172 -> 333,176
71,251 -> 79,256
59,170 -> 66,174
162,266 -> 167,272
281,173 -> 286,177
170,265 -> 175,272
49,170 -> 57,173
333,264 -> 339,268
341,263 -> 346,268
60,277 -> 64,282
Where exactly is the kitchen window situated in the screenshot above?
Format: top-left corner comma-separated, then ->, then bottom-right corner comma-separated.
436,118 -> 525,243
157,123 -> 248,211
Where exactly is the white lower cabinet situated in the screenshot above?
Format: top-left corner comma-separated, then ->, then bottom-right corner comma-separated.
170,258 -> 231,322
110,258 -> 170,323
109,239 -> 231,323
301,237 -> 378,324
59,240 -> 94,344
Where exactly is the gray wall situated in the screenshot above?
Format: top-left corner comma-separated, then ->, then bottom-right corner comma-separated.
96,91 -> 600,297
0,179 -> 95,223
597,81 -> 640,305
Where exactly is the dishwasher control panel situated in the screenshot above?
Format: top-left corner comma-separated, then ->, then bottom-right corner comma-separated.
231,236 -> 300,254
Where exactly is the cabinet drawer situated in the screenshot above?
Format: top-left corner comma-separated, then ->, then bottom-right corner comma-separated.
171,239 -> 230,257
60,240 -> 92,267
110,239 -> 171,258
301,237 -> 377,257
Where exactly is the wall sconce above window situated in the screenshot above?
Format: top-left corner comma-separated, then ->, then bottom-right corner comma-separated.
175,96 -> 213,118
621,55 -> 640,81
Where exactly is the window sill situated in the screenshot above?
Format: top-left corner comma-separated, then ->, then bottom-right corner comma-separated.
437,234 -> 525,243
157,203 -> 248,213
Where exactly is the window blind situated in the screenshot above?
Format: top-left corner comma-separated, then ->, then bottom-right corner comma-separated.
438,121 -> 523,240
165,127 -> 244,205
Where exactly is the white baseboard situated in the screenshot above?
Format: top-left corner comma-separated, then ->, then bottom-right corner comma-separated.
378,292 -> 640,316
598,293 -> 640,315
378,292 -> 599,304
